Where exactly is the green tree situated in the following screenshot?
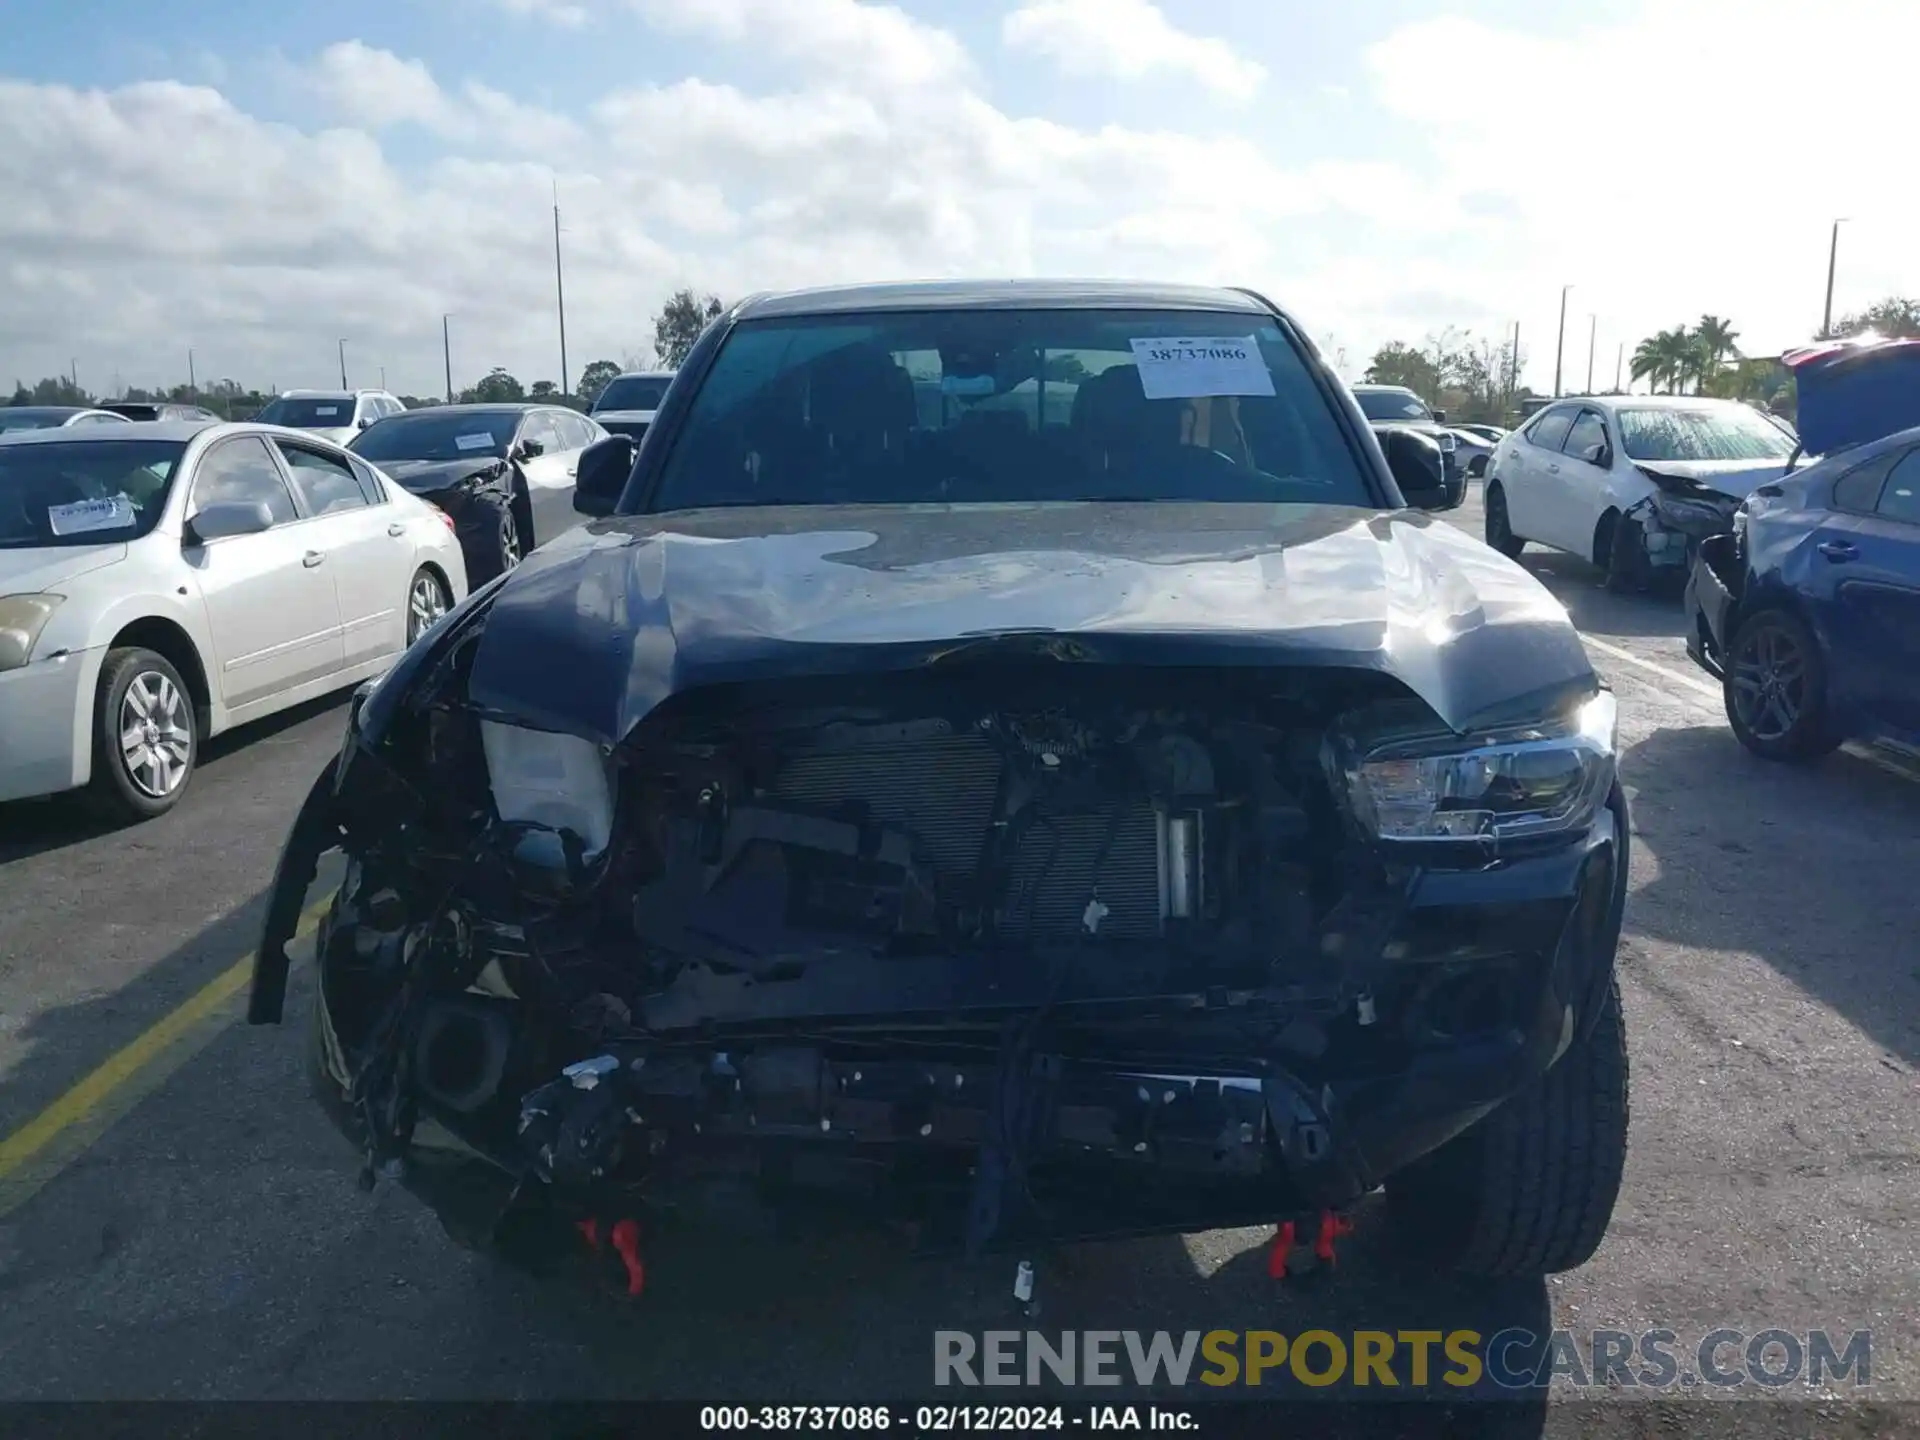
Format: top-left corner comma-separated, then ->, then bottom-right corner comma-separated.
460,368 -> 525,403
529,380 -> 559,399
652,288 -> 725,368
1363,341 -> 1444,398
1828,296 -> 1920,340
22,376 -> 92,406
576,359 -> 622,405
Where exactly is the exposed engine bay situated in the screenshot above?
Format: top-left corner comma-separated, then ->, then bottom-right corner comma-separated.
252,595 -> 1614,1273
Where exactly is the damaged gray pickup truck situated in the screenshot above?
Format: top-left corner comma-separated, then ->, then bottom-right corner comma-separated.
250,280 -> 1630,1296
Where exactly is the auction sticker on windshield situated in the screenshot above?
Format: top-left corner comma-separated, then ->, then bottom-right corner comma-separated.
48,495 -> 137,537
455,433 -> 494,451
1130,336 -> 1275,400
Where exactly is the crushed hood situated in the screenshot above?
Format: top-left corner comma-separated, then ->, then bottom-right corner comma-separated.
375,457 -> 502,494
1635,458 -> 1797,502
1783,336 -> 1920,457
461,501 -> 1594,747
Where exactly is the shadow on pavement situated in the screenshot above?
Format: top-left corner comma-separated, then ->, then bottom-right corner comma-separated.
0,690 -> 352,866
1619,722 -> 1920,1066
1512,552 -> 1686,643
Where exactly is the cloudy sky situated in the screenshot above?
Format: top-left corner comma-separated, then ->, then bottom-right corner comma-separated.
2,0 -> 1911,399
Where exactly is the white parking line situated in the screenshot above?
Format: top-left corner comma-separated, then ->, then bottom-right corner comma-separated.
1580,634 -> 1721,706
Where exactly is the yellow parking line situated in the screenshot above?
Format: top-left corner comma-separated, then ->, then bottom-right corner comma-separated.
0,892 -> 334,1219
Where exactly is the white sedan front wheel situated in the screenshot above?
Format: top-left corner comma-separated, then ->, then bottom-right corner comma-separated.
90,646 -> 198,822
407,568 -> 452,647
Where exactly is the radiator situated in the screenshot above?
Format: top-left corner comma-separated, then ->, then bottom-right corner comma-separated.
767,729 -> 1164,940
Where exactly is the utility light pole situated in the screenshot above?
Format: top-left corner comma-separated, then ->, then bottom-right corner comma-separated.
443,315 -> 454,403
1615,341 -> 1624,393
1553,285 -> 1572,397
553,179 -> 571,398
187,349 -> 197,398
1586,315 -> 1597,394
1822,218 -> 1848,337
338,339 -> 349,389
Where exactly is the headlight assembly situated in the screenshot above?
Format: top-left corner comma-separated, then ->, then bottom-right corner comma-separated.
480,720 -> 615,866
1332,690 -> 1617,849
0,594 -> 64,672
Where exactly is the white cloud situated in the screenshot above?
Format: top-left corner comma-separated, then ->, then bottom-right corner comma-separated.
1002,0 -> 1264,101
489,0 -> 590,24
1364,0 -> 1920,373
302,42 -> 583,155
2,0 -> 1910,400
628,0 -> 971,89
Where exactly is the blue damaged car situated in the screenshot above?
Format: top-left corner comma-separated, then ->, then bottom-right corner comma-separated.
1686,336 -> 1920,759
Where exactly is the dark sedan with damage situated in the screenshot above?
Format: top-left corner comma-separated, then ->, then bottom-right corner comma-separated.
348,403 -> 600,584
1686,336 -> 1920,760
252,281 -> 1629,1301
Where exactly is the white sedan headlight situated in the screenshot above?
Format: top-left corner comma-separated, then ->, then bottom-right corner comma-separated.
0,594 -> 63,672
1333,691 -> 1618,847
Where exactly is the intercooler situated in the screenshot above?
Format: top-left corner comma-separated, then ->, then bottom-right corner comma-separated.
766,727 -> 1170,940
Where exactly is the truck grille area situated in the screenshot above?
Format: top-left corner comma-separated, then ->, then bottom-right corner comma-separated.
767,729 -> 1163,941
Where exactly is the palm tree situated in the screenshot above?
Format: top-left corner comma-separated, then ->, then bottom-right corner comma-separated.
1655,329 -> 1698,394
1629,336 -> 1667,393
1695,315 -> 1740,368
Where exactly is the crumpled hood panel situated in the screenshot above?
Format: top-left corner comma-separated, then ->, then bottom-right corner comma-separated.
376,458 -> 501,493
1635,458 -> 1797,501
464,502 -> 1594,746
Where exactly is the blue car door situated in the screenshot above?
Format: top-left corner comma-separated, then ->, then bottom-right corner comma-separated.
1824,444 -> 1920,738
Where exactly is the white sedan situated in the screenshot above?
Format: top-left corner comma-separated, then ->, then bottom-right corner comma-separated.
1482,394 -> 1802,590
0,420 -> 468,819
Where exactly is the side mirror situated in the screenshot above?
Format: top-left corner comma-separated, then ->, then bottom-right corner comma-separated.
185,500 -> 276,544
573,435 -> 636,517
1431,409 -> 1448,424
1581,441 -> 1612,468
1382,428 -> 1455,511
513,437 -> 546,460
357,415 -> 374,430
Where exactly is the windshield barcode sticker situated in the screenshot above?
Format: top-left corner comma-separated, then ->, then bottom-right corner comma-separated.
455,433 -> 494,451
1130,336 -> 1275,400
48,494 -> 138,537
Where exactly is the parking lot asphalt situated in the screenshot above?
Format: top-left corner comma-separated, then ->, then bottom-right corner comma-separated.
0,488 -> 1916,1415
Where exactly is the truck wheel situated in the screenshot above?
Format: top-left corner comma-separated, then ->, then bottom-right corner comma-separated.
1386,976 -> 1629,1277
1723,607 -> 1842,761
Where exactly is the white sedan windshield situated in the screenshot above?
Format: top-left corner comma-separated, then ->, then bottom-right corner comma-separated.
1617,407 -> 1797,463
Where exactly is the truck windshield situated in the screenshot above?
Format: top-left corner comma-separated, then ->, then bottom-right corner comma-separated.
647,309 -> 1372,512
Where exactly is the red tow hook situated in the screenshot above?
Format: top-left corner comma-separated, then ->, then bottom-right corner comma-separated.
1267,1210 -> 1354,1280
1266,1221 -> 1296,1279
576,1216 -> 645,1296
610,1218 -> 645,1297
1314,1210 -> 1355,1268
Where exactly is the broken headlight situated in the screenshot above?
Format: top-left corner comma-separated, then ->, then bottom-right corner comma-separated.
1333,690 -> 1617,848
1649,492 -> 1734,532
480,720 -> 615,867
